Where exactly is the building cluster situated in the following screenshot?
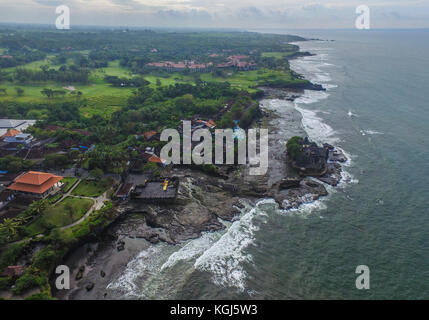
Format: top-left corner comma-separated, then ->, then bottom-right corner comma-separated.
217,55 -> 257,70
0,118 -> 100,223
0,119 -> 36,152
0,115 -> 221,226
147,60 -> 214,73
0,120 -> 95,159
146,54 -> 257,73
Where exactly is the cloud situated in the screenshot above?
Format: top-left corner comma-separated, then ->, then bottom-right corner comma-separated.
302,4 -> 326,12
0,0 -> 428,28
32,0 -> 70,7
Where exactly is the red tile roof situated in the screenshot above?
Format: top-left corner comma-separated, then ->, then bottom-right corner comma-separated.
207,120 -> 216,128
147,62 -> 168,67
8,171 -> 63,194
228,55 -> 249,60
195,119 -> 216,129
1,129 -> 21,139
148,155 -> 164,164
1,265 -> 24,277
144,131 -> 158,140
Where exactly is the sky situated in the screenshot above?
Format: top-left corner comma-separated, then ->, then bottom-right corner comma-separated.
0,0 -> 429,29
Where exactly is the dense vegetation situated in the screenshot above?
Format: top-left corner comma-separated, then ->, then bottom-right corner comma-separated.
286,136 -> 304,161
0,26 -> 313,298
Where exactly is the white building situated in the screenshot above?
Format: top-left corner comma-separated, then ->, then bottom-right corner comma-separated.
4,133 -> 34,145
0,119 -> 36,138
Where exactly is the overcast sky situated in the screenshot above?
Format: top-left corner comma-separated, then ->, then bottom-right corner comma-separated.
0,0 -> 428,29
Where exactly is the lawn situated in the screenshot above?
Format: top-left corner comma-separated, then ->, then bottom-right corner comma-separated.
2,55 -> 58,72
144,73 -> 195,88
0,58 -> 134,119
25,197 -> 94,236
61,177 -> 79,193
261,52 -> 297,59
0,56 -> 305,120
91,60 -> 133,78
200,68 -> 304,92
71,179 -> 112,197
141,69 -> 303,93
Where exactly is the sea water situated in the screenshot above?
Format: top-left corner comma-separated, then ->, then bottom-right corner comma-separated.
107,30 -> 429,299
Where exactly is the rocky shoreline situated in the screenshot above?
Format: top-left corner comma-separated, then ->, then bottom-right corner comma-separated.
55,86 -> 347,300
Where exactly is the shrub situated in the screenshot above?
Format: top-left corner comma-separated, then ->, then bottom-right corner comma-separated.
13,270 -> 47,294
286,136 -> 303,161
0,241 -> 29,270
25,292 -> 55,300
0,276 -> 12,290
32,246 -> 64,271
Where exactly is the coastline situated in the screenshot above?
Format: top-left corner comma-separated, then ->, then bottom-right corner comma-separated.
54,40 -> 350,300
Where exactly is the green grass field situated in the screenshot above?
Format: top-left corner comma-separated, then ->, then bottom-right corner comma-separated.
0,58 -> 134,119
3,55 -> 60,72
262,52 -> 297,59
200,68 -> 300,92
91,60 -> 133,79
0,56 -> 304,118
144,73 -> 195,88
25,197 -> 94,236
61,177 -> 79,193
71,179 -> 112,197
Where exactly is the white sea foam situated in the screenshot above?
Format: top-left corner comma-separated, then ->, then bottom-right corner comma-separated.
110,42 -> 360,298
360,130 -> 384,136
160,232 -> 220,271
281,41 -> 360,217
193,199 -> 273,292
107,244 -> 171,298
294,103 -> 339,145
339,169 -> 359,187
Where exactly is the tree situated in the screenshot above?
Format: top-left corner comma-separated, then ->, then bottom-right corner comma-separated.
0,88 -> 7,96
286,136 -> 303,161
219,113 -> 235,129
90,168 -> 104,180
15,87 -> 24,96
0,218 -> 20,239
156,78 -> 162,87
29,199 -> 49,216
41,88 -> 53,99
44,154 -> 69,169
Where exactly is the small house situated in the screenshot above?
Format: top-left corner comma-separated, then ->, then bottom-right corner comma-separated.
7,171 -> 63,198
4,133 -> 33,145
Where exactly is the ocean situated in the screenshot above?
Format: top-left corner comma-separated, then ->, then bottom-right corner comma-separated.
106,29 -> 429,300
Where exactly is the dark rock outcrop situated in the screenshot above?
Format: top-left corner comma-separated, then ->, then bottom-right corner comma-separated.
278,178 -> 302,190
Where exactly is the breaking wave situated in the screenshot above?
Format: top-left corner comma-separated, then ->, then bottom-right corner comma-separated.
194,199 -> 273,292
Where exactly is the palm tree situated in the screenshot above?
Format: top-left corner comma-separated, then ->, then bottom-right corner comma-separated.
0,218 -> 20,239
29,199 -> 49,215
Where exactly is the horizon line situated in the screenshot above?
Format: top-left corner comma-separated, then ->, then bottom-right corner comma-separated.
0,22 -> 429,32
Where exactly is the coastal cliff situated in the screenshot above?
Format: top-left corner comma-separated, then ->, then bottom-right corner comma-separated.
53,85 -> 347,300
